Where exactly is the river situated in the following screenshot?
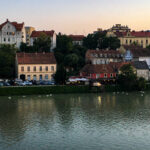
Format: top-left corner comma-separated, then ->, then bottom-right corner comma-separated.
0,92 -> 150,150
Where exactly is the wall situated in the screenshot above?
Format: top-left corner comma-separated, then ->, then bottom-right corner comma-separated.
18,64 -> 57,81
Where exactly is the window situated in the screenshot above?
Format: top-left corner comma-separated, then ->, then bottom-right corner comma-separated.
104,73 -> 107,78
8,38 -> 10,42
27,66 -> 30,72
51,66 -> 54,71
45,74 -> 48,80
110,73 -> 113,78
141,40 -> 143,44
39,75 -> 43,80
33,66 -> 36,72
40,66 -> 42,71
27,75 -> 31,81
45,66 -> 48,71
126,40 -> 128,44
3,38 -> 6,42
146,40 -> 148,45
21,67 -> 24,72
130,40 -> 132,44
33,75 -> 37,81
96,74 -> 100,79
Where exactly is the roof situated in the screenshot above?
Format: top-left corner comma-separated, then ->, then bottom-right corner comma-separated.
114,31 -> 150,37
31,30 -> 55,38
80,64 -> 115,74
132,61 -> 149,70
0,19 -> 24,31
16,52 -> 57,64
123,45 -> 150,57
69,35 -> 84,41
86,49 -> 122,59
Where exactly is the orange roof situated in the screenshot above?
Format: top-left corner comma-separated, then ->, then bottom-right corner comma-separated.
0,19 -> 24,31
115,31 -> 150,37
31,30 -> 55,38
69,35 -> 84,41
16,52 -> 57,64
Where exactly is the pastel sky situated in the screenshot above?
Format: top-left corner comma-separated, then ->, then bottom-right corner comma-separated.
1,0 -> 150,35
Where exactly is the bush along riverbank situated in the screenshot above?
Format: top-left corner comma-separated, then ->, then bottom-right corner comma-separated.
0,84 -> 150,96
0,86 -> 92,96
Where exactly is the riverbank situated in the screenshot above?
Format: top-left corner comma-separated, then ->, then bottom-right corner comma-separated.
0,84 -> 150,96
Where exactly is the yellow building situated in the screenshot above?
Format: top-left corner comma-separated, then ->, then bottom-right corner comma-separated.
107,30 -> 150,48
16,52 -> 57,81
25,26 -> 35,45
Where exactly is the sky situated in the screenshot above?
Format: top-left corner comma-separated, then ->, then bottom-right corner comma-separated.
1,0 -> 150,35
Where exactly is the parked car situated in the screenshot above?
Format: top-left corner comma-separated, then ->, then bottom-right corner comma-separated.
15,81 -> 26,86
0,82 -> 4,87
24,81 -> 33,86
3,81 -> 10,86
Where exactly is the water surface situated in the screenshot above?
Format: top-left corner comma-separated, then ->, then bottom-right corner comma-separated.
0,92 -> 150,150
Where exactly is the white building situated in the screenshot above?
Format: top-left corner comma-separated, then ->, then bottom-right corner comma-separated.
0,19 -> 26,48
30,30 -> 56,50
69,35 -> 84,46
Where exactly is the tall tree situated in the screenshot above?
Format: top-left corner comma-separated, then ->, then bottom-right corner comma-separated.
0,44 -> 17,79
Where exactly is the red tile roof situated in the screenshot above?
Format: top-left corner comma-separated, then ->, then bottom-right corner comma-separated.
123,45 -> 150,57
31,30 -> 55,38
69,35 -> 84,41
80,64 -> 115,74
114,31 -> 150,37
0,19 -> 24,31
16,52 -> 57,64
86,49 -> 122,59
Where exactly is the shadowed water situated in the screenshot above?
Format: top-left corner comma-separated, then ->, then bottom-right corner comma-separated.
0,92 -> 150,150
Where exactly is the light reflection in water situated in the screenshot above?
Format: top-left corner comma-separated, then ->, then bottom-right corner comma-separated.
0,92 -> 150,150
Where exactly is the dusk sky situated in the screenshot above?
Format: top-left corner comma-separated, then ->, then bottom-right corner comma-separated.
1,0 -> 150,35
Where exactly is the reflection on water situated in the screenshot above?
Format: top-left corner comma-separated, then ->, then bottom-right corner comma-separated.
0,92 -> 150,150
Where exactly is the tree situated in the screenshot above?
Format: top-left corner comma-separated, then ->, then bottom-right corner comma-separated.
83,32 -> 120,50
0,44 -> 17,79
117,64 -> 137,91
54,64 -> 67,84
33,33 -> 51,52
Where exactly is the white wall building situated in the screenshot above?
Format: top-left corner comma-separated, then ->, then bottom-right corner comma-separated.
30,30 -> 56,50
0,19 -> 26,48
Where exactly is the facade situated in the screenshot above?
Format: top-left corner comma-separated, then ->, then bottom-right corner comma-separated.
80,64 -> 117,80
86,50 -> 123,65
132,61 -> 149,80
0,19 -> 26,48
69,35 -> 84,46
16,52 -> 57,81
30,30 -> 57,50
107,31 -> 150,48
25,26 -> 35,45
123,45 -> 150,68
109,24 -> 130,32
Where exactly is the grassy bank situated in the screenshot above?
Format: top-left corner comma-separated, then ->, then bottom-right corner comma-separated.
0,86 -> 92,96
0,84 -> 149,96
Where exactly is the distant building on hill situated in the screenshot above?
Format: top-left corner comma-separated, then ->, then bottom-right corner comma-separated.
109,24 -> 131,32
0,19 -> 26,48
107,30 -> 150,48
69,35 -> 84,46
85,49 -> 123,65
30,30 -> 57,50
16,52 -> 57,81
25,26 -> 35,45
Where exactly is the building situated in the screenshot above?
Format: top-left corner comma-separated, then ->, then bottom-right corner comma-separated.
122,45 -> 150,68
132,61 -> 149,80
0,19 -> 26,48
30,30 -> 57,50
25,26 -> 35,45
69,35 -> 84,46
107,30 -> 150,48
86,50 -> 123,65
16,52 -> 57,81
80,64 -> 117,80
109,24 -> 131,32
